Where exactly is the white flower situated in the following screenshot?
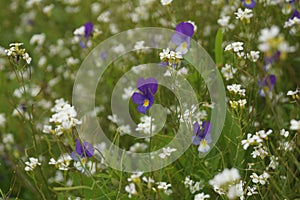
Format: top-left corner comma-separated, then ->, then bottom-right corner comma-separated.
235,8 -> 253,22
225,42 -> 244,52
255,129 -> 272,140
284,17 -> 300,28
227,84 -> 246,96
129,142 -> 148,153
227,181 -> 244,200
0,113 -> 6,127
161,0 -> 173,6
251,144 -> 268,159
25,157 -> 41,171
290,119 -> 300,131
250,171 -> 270,185
221,64 -> 237,81
247,51 -> 260,62
159,147 -> 177,159
156,182 -> 172,195
125,183 -> 137,198
117,124 -> 131,136
49,154 -> 73,171
279,129 -> 289,138
30,33 -> 46,46
3,133 -> 14,144
267,156 -> 279,170
287,88 -> 299,98
194,192 -> 210,200
136,116 -> 156,134
128,172 -> 143,182
122,86 -> 135,100
209,168 -> 240,189
246,186 -> 258,196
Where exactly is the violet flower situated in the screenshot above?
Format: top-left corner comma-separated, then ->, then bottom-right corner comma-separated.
70,139 -> 94,161
192,121 -> 212,153
171,22 -> 195,54
258,74 -> 276,98
132,78 -> 158,114
240,0 -> 256,9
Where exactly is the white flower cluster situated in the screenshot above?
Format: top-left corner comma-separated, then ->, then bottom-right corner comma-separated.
25,157 -> 41,171
184,176 -> 203,194
5,43 -> 32,64
235,8 -> 253,23
241,129 -> 272,150
49,153 -> 73,171
227,84 -> 247,109
209,168 -> 244,199
158,147 -> 177,159
159,48 -> 183,67
43,98 -> 82,136
136,116 -> 156,135
225,42 -> 245,58
258,26 -> 296,55
250,171 -> 270,185
125,172 -> 172,198
247,51 -> 260,62
179,105 -> 208,125
221,64 -> 237,81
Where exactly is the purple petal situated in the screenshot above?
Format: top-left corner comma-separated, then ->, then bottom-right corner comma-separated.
175,22 -> 194,37
193,122 -> 200,135
70,151 -> 79,161
137,105 -> 148,114
83,141 -> 94,157
136,78 -> 158,95
171,33 -> 187,46
75,139 -> 84,156
132,93 -> 146,105
242,0 -> 256,9
159,61 -> 169,67
291,9 -> 300,19
202,121 -> 211,138
84,22 -> 93,40
192,135 -> 201,145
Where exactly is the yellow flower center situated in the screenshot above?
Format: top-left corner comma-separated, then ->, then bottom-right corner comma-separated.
245,0 -> 252,4
201,139 -> 207,146
143,99 -> 149,107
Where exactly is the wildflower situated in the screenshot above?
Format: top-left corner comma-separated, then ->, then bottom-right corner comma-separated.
171,22 -> 195,54
125,183 -> 137,198
209,168 -> 241,195
250,171 -> 270,185
0,113 -> 6,127
258,75 -> 276,98
70,139 -> 94,161
128,172 -> 143,183
25,157 -> 41,171
132,77 -> 158,114
192,121 -> 212,153
142,176 -> 155,189
159,48 -> 183,67
287,88 -> 299,100
161,0 -> 173,6
184,176 -> 203,194
227,84 -> 246,96
30,33 -> 46,46
194,192 -> 210,200
135,116 -> 156,134
247,51 -> 260,62
5,42 -> 32,65
267,155 -> 279,170
235,8 -> 253,23
290,119 -> 300,131
227,181 -> 244,200
159,147 -> 177,159
280,129 -> 289,138
73,22 -> 94,48
246,186 -> 258,196
255,129 -> 272,140
221,64 -> 237,81
49,154 -> 72,171
129,142 -> 148,153
217,16 -> 235,30
251,144 -> 268,159
156,182 -> 172,195
240,0 -> 256,9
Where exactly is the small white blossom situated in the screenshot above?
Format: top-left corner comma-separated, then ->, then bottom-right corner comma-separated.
247,51 -> 260,62
159,147 -> 177,159
161,0 -> 173,6
125,183 -> 137,198
250,171 -> 270,185
25,157 -> 41,171
290,119 -> 300,131
194,192 -> 210,200
235,8 -> 253,23
221,64 -> 237,81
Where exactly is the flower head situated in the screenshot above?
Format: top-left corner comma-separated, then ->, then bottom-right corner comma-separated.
258,74 -> 276,97
132,77 -> 158,114
70,139 -> 94,160
240,0 -> 256,9
171,22 -> 195,54
192,121 -> 212,152
73,22 -> 94,48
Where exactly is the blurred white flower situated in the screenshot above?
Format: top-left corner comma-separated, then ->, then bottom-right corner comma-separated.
250,171 -> 270,185
25,157 -> 41,171
194,192 -> 210,200
159,147 -> 177,159
0,113 -> 6,127
221,64 -> 237,81
125,183 -> 137,198
290,119 -> 300,131
161,0 -> 173,6
235,8 -> 253,23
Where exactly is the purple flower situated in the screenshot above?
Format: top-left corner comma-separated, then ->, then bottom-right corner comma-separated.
132,78 -> 158,114
192,121 -> 212,152
240,0 -> 256,9
171,22 -> 195,54
70,139 -> 94,160
84,22 -> 94,40
258,75 -> 276,97
290,9 -> 300,19
264,51 -> 281,66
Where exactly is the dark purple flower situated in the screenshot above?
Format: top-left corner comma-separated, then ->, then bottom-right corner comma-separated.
70,139 -> 94,160
84,22 -> 94,41
192,121 -> 212,145
132,78 -> 158,114
290,9 -> 300,19
171,22 -> 195,54
240,0 -> 256,9
258,74 -> 276,97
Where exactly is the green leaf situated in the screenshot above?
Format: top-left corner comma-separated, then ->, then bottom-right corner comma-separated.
214,28 -> 224,66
